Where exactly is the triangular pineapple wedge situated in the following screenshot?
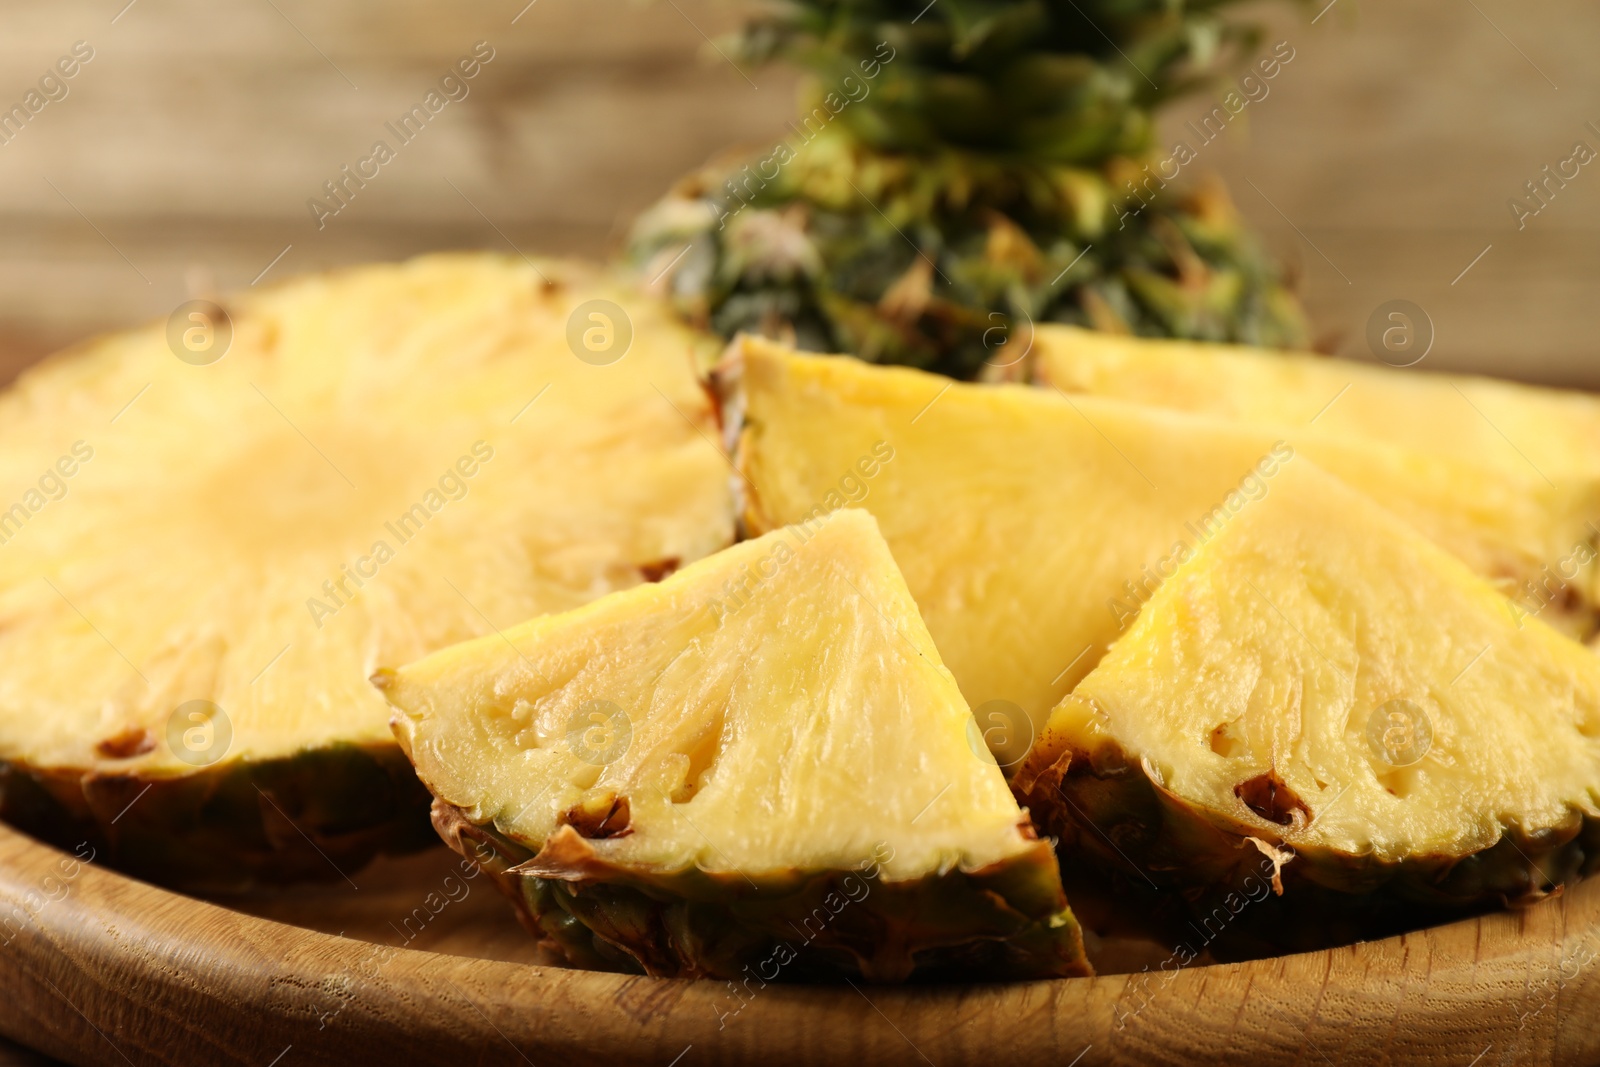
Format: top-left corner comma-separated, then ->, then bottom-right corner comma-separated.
1035,324 -> 1600,482
1014,460 -> 1600,940
0,253 -> 732,889
733,337 -> 1600,766
378,509 -> 1088,981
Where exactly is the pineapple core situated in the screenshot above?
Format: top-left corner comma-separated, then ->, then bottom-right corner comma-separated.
1021,460 -> 1600,866
0,254 -> 731,777
735,337 -> 1600,766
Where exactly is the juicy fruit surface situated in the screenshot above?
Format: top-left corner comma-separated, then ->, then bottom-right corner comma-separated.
1018,460 -> 1600,870
385,510 -> 1038,881
1036,324 -> 1600,482
736,339 -> 1599,766
384,509 -> 1086,980
0,254 -> 732,779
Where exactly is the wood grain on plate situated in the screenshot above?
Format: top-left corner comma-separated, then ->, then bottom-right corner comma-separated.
0,822 -> 1596,1066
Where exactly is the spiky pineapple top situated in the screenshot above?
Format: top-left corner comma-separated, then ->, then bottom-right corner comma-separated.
730,0 -> 1266,161
632,0 -> 1308,379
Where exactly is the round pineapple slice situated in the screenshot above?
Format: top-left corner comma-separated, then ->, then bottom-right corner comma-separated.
1035,324 -> 1600,482
379,510 -> 1088,981
0,253 -> 733,890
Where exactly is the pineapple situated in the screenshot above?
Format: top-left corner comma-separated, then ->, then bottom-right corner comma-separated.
631,0 -> 1307,379
377,509 -> 1088,981
732,337 -> 1600,766
1013,459 -> 1600,945
0,254 -> 733,890
1036,324 -> 1600,482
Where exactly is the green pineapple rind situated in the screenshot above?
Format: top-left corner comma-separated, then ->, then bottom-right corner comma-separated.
431,799 -> 1090,982
0,745 -> 436,893
1013,735 -> 1600,955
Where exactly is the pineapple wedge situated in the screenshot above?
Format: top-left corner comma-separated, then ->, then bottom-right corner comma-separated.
1035,324 -> 1600,482
378,510 -> 1088,981
734,337 -> 1600,766
0,254 -> 732,889
1013,460 -> 1600,939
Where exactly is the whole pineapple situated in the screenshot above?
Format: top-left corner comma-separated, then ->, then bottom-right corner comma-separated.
632,0 -> 1309,380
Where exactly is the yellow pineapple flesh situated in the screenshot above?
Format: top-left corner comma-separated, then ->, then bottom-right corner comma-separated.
1035,324 -> 1600,482
379,509 -> 1087,981
1014,460 -> 1600,937
733,337 -> 1600,767
0,253 -> 733,888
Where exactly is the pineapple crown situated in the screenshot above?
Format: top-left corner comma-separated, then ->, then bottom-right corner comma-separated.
730,0 -> 1272,164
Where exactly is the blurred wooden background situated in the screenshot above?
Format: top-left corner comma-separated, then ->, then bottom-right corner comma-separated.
0,0 -> 1596,386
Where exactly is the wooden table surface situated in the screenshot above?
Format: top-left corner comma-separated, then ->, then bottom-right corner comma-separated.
0,0 -> 1597,388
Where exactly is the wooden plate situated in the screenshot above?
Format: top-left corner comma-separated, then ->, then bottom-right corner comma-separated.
0,821 -> 1597,1067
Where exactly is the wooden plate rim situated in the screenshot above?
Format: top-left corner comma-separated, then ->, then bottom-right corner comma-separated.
0,824 -> 1596,1066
